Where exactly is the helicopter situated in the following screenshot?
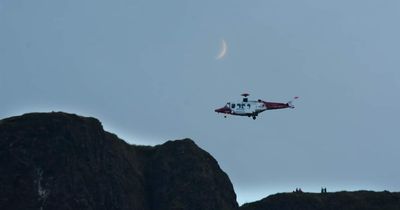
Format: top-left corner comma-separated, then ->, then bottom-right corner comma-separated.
215,93 -> 298,120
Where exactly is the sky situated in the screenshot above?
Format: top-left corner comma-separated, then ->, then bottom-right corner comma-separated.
1,0 -> 400,205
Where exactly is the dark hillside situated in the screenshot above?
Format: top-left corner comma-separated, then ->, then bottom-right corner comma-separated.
240,191 -> 400,210
1,112 -> 399,210
0,112 -> 237,210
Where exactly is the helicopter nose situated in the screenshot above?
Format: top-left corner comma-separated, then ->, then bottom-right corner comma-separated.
215,106 -> 231,113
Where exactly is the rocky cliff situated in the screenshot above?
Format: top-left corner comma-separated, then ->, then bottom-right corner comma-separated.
240,191 -> 400,210
0,112 -> 238,210
1,112 -> 399,210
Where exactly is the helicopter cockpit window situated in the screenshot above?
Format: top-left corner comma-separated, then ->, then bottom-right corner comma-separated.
227,103 -> 230,107
231,104 -> 235,108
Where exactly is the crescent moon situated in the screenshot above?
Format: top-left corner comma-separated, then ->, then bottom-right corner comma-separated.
216,39 -> 227,60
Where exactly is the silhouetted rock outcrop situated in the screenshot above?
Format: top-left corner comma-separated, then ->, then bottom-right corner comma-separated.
0,112 -> 238,210
240,191 -> 400,210
146,139 -> 238,210
2,112 -> 399,210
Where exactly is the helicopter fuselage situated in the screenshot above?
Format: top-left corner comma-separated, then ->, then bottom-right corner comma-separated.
215,96 -> 295,119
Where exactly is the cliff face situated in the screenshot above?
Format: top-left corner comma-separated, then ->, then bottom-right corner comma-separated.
0,112 -> 238,210
146,140 -> 238,210
2,112 -> 400,210
240,191 -> 400,210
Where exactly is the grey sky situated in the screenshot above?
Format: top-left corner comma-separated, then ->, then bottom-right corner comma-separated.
1,0 -> 400,204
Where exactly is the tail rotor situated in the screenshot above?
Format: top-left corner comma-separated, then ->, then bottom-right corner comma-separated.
288,96 -> 299,108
